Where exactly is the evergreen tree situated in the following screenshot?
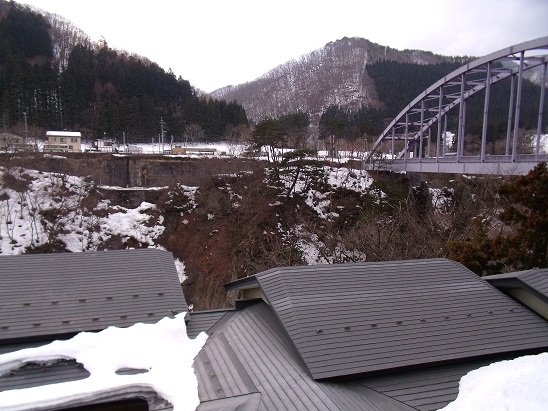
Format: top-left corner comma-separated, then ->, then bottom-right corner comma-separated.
251,117 -> 286,161
319,105 -> 348,140
278,148 -> 322,198
278,111 -> 310,149
448,162 -> 548,274
59,44 -> 96,128
495,162 -> 548,269
0,2 -> 56,128
448,219 -> 504,276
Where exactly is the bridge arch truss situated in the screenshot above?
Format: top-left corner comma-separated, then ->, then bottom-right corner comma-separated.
363,36 -> 548,175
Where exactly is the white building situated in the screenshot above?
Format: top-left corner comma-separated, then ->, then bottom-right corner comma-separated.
44,131 -> 82,152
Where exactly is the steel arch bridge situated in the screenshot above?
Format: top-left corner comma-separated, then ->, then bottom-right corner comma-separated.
362,36 -> 548,175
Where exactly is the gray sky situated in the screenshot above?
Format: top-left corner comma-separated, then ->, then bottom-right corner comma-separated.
20,0 -> 548,93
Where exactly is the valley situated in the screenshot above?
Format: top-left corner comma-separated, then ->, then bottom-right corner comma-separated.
0,151 -> 516,310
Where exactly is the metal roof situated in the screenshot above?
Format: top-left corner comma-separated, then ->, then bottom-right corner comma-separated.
485,268 -> 548,302
190,299 -> 531,411
355,354 -> 526,411
186,309 -> 233,339
235,258 -> 548,380
0,249 -> 187,344
194,302 -> 414,411
0,357 -> 90,393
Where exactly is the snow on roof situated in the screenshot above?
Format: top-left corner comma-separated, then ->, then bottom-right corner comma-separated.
46,131 -> 81,137
440,352 -> 548,411
0,314 -> 207,411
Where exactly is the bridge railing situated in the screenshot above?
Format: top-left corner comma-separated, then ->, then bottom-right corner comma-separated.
388,153 -> 548,164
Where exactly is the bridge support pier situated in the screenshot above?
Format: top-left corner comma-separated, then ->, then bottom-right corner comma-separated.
407,171 -> 423,187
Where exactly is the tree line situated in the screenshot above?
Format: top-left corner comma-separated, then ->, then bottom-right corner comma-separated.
2,2 -> 544,150
0,1 -> 248,142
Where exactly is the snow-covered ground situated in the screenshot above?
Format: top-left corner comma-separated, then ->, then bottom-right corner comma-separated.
83,141 -> 366,163
0,167 -> 167,255
83,133 -> 548,157
534,133 -> 548,154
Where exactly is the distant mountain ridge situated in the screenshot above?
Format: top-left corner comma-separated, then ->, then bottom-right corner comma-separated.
211,37 -> 470,124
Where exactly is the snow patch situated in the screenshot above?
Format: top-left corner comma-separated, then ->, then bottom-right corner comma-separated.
0,314 -> 207,411
174,258 -> 187,283
439,352 -> 548,411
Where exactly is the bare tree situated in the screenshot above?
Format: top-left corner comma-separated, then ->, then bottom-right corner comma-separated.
224,124 -> 250,156
183,123 -> 205,145
44,12 -> 91,72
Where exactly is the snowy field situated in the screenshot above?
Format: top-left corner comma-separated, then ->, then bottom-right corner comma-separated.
84,140 -> 367,163
86,133 -> 548,157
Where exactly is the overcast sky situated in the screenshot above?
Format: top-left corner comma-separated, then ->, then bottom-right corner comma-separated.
20,0 -> 548,93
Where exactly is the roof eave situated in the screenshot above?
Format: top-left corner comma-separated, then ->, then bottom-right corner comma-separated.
486,277 -> 548,305
223,275 -> 259,291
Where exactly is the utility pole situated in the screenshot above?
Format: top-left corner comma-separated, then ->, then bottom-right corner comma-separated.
160,117 -> 166,155
23,111 -> 28,144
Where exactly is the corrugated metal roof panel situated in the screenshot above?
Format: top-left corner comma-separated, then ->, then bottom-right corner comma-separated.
194,302 -> 414,411
186,310 -> 232,339
0,249 -> 187,343
357,355 -> 522,411
319,382 -> 416,411
253,258 -> 548,380
0,358 -> 90,392
521,269 -> 548,298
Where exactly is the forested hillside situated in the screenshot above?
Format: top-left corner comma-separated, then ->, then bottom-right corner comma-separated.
0,1 -> 248,141
211,37 -> 469,126
213,36 -> 546,152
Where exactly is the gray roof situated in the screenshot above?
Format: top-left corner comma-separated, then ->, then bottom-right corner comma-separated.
0,249 -> 187,344
194,302 -> 415,411
191,300 -> 532,411
186,309 -> 233,339
228,258 -> 548,380
0,358 -> 90,393
485,268 -> 548,302
355,355 -> 520,411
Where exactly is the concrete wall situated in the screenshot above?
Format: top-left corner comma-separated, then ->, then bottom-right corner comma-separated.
1,154 -> 264,189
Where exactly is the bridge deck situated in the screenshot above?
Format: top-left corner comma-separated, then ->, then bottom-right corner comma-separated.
363,154 -> 548,175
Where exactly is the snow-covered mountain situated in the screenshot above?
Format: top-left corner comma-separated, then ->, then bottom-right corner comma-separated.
210,37 -> 459,124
